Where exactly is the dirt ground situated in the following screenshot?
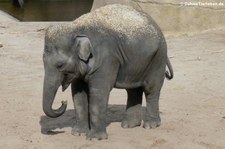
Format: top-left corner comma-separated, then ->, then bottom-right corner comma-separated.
0,10 -> 225,149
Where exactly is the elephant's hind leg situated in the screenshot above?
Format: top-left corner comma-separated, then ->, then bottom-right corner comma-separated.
143,90 -> 161,129
143,69 -> 165,129
121,87 -> 143,128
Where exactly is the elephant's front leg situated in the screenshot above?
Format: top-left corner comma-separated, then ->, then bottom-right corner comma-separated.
87,86 -> 110,140
71,80 -> 89,136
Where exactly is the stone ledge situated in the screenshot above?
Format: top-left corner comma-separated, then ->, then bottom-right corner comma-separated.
92,0 -> 225,35
0,10 -> 19,23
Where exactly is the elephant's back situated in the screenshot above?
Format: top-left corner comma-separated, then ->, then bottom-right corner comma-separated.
72,4 -> 160,40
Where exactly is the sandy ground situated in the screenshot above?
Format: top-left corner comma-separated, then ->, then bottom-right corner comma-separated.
0,10 -> 225,149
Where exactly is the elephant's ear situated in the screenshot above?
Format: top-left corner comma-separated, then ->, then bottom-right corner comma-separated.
74,36 -> 92,62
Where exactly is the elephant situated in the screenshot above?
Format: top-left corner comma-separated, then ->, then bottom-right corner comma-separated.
42,4 -> 173,140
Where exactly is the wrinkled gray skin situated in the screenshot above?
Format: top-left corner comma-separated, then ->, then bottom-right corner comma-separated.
42,5 -> 173,140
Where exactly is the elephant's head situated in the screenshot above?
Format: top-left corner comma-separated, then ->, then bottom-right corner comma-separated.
42,25 -> 92,118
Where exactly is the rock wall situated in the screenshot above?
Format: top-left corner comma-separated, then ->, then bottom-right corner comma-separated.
91,0 -> 225,35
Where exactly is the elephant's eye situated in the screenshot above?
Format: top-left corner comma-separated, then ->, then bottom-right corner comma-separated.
44,49 -> 51,55
44,46 -> 52,54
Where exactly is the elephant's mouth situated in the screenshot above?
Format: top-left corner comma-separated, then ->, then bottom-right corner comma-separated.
61,74 -> 76,91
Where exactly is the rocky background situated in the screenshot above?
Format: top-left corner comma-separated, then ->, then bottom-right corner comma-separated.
92,0 -> 225,35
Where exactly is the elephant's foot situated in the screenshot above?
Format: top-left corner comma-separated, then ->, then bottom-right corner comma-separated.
121,118 -> 142,128
121,105 -> 142,128
143,117 -> 161,129
71,124 -> 89,136
86,130 -> 108,140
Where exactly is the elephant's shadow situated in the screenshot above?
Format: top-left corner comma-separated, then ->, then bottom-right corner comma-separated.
39,104 -> 128,135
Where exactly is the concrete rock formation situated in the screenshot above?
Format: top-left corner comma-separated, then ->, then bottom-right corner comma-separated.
92,0 -> 225,35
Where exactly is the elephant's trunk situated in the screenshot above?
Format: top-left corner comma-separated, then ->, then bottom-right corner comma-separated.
42,74 -> 67,118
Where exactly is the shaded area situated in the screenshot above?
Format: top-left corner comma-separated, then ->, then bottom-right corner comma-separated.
40,104 -> 149,135
0,0 -> 93,21
40,104 -> 126,135
12,0 -> 24,7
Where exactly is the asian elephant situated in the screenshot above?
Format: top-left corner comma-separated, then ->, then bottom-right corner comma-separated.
42,4 -> 173,140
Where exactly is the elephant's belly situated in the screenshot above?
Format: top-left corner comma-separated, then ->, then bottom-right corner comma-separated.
113,47 -> 155,89
114,81 -> 144,89
114,68 -> 146,89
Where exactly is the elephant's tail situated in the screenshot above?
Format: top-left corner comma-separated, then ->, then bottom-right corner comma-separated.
165,57 -> 174,80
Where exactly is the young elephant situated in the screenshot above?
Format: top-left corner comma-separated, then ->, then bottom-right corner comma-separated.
42,4 -> 173,140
